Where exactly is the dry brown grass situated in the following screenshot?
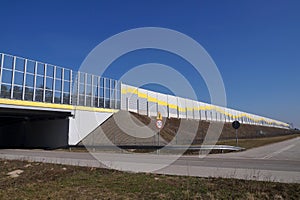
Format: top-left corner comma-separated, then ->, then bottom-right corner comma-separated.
0,159 -> 299,199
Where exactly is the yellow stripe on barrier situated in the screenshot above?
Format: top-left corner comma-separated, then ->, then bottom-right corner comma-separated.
121,85 -> 288,127
74,106 -> 118,113
121,88 -> 127,94
199,106 -> 206,110
138,92 -> 147,98
0,98 -> 118,113
206,105 -> 213,110
147,96 -> 157,103
127,87 -> 138,94
178,107 -> 186,112
0,98 -> 74,110
186,107 -> 193,111
168,103 -> 177,110
157,100 -> 168,106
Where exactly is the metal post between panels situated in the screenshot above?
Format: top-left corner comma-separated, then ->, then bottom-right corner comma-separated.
110,79 -> 112,109
199,106 -> 201,121
166,95 -> 169,118
176,97 -> 179,119
103,77 -> 106,108
69,70 -> 72,105
146,88 -> 148,115
52,66 -> 56,103
110,79 -> 113,109
185,99 -> 188,119
97,76 -> 100,107
156,98 -> 158,117
115,80 -> 118,109
33,62 -> 38,101
84,73 -> 87,106
0,53 -> 4,95
111,79 -> 113,109
10,56 -> 16,99
109,79 -> 112,109
108,78 -> 111,108
22,59 -> 27,100
137,98 -> 139,114
91,74 -> 94,107
76,72 -> 80,106
43,64 -> 47,102
61,68 -> 64,104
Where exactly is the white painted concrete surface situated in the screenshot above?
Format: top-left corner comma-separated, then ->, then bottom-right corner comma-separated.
68,110 -> 114,145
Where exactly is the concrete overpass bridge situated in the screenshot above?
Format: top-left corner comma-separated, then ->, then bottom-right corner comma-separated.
0,53 -> 290,148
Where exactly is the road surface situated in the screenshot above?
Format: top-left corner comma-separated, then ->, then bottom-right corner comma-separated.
0,137 -> 299,183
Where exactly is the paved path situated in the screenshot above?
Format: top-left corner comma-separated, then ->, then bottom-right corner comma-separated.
167,137 -> 300,183
0,137 -> 299,183
209,137 -> 300,160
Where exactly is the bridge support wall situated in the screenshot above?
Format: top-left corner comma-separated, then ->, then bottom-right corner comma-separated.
68,110 -> 114,145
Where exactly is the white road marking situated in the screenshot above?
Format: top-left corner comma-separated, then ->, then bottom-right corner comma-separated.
262,144 -> 296,159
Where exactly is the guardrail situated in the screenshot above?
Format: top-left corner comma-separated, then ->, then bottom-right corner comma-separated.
78,145 -> 245,152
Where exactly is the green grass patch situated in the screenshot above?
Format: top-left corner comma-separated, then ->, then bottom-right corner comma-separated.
0,159 -> 299,199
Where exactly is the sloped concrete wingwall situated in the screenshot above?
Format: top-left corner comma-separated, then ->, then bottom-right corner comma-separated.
68,110 -> 114,145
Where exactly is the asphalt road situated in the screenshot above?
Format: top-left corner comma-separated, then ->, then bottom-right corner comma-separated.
0,137 -> 299,183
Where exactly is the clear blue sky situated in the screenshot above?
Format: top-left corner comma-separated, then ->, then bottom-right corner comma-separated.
0,0 -> 299,128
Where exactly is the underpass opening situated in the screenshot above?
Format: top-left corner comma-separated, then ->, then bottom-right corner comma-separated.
0,107 -> 72,149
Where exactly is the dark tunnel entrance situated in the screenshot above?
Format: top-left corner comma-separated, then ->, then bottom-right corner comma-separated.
0,107 -> 72,149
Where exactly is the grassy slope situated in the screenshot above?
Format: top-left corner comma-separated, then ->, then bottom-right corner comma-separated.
0,159 -> 299,200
